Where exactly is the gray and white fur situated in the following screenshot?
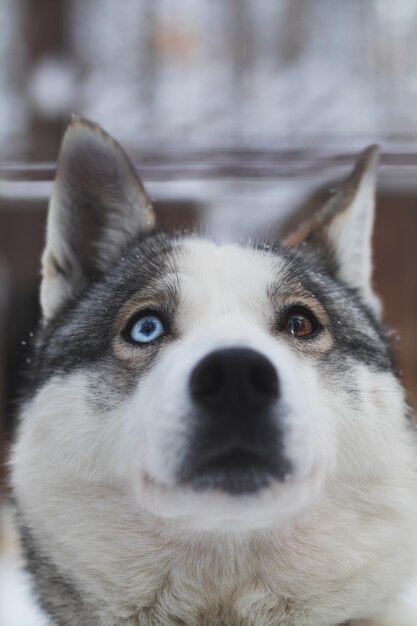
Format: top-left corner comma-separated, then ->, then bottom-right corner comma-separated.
10,117 -> 417,625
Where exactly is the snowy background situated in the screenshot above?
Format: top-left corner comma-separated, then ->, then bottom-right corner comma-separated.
2,0 -> 417,160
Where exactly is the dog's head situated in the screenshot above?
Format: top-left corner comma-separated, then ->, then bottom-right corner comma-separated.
13,118 -> 408,532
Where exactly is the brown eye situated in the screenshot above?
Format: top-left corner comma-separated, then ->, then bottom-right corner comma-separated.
282,308 -> 319,338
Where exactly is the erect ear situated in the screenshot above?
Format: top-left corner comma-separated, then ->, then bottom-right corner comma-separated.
284,145 -> 380,314
41,116 -> 155,321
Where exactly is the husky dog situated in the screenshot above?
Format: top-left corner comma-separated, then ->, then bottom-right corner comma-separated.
10,117 -> 417,626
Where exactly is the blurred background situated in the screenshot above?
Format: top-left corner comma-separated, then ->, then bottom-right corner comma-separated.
1,0 -> 417,622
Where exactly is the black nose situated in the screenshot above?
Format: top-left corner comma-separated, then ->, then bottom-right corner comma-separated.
180,348 -> 291,495
190,347 -> 279,412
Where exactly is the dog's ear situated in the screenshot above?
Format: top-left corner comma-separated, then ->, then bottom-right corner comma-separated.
284,145 -> 380,313
41,116 -> 155,321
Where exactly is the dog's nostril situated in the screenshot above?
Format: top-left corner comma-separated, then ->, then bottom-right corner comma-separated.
191,363 -> 223,399
190,347 -> 279,409
250,358 -> 279,398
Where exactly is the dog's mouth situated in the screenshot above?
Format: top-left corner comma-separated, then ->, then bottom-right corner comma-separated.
179,445 -> 292,496
140,443 -> 315,529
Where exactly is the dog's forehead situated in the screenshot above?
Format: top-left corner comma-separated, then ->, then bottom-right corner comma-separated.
175,239 -> 282,315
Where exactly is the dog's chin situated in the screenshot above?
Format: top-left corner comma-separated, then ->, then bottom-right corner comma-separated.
134,470 -> 318,531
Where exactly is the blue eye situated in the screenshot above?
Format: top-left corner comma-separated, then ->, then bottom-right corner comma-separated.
129,315 -> 165,344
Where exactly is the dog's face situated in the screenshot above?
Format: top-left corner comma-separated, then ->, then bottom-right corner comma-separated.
12,119 -> 408,535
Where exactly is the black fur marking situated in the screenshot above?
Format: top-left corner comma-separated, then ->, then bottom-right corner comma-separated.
25,231 -> 180,398
273,245 -> 396,374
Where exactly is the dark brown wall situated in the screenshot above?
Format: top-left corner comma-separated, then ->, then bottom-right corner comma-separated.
374,193 -> 417,409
